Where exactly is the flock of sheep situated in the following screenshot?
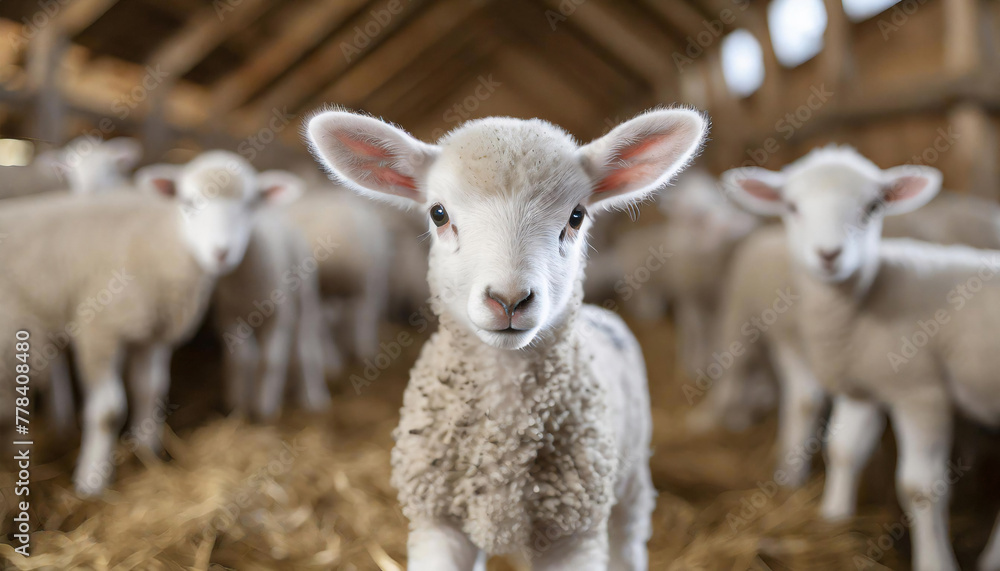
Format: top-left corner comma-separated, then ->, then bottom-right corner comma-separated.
3,106 -> 1000,570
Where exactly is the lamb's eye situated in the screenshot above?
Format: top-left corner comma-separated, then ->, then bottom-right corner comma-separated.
786,201 -> 798,214
568,205 -> 585,229
864,199 -> 882,218
429,203 -> 449,227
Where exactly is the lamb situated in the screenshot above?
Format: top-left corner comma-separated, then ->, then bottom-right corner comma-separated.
688,174 -> 1000,487
0,136 -> 142,198
135,165 -> 331,421
306,107 -> 708,570
725,145 -> 1000,571
282,185 -> 392,369
0,150 -> 294,495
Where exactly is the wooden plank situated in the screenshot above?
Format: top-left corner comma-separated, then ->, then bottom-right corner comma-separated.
944,0 -> 981,76
309,0 -> 484,110
145,0 -> 272,77
237,0 -> 428,135
638,0 -> 711,38
541,0 -> 676,98
209,0 -> 369,114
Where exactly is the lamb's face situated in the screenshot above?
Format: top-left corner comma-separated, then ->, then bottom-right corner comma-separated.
423,124 -> 594,349
306,108 -> 709,350
136,153 -> 303,275
779,166 -> 885,281
724,148 -> 942,283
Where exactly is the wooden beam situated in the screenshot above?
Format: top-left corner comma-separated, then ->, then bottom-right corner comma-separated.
308,0 -> 485,111
637,0 -> 710,39
208,0 -> 369,114
59,0 -> 120,37
540,0 -> 677,99
359,18 -> 492,117
944,0 -> 982,77
820,0 -> 854,91
237,0 -> 428,135
145,0 -> 272,78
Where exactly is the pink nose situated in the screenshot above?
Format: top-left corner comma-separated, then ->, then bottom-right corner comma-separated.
215,248 -> 230,263
818,247 -> 842,265
485,288 -> 533,324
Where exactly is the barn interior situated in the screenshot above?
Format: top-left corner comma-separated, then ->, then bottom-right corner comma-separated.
1,0 -> 1000,569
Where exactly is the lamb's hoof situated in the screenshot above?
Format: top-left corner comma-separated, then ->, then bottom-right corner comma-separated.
73,470 -> 109,498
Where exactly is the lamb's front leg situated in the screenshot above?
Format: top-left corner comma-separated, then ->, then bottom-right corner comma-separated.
127,343 -> 173,455
609,463 -> 655,570
890,395 -> 959,571
770,340 -> 826,488
407,520 -> 483,571
820,395 -> 885,520
532,524 -> 610,571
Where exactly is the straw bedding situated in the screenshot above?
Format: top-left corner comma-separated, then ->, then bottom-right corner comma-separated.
2,318 -> 997,570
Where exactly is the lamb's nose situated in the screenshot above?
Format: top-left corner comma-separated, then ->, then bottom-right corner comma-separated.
818,247 -> 842,263
486,288 -> 533,317
215,248 -> 230,263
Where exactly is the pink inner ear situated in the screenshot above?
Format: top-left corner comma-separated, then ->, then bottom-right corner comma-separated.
741,179 -> 782,203
152,178 -> 176,197
885,176 -> 927,202
262,185 -> 283,199
593,133 -> 673,194
335,132 -> 417,192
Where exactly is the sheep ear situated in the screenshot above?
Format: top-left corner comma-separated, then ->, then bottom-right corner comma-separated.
578,108 -> 708,210
305,110 -> 439,208
721,167 -> 787,216
257,170 -> 305,205
135,164 -> 181,198
880,165 -> 941,216
105,137 -> 143,171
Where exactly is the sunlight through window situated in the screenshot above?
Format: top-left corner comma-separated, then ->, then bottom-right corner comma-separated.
721,29 -> 765,98
768,0 -> 828,67
842,0 -> 902,21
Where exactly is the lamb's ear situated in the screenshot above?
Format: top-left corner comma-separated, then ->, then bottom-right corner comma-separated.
721,166 -> 787,217
880,165 -> 941,216
578,108 -> 708,209
135,164 -> 181,198
257,170 -> 305,205
305,110 -> 439,208
104,137 -> 143,171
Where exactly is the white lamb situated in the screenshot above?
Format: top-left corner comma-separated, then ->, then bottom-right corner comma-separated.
688,179 -> 1000,488
0,150 -> 293,495
0,136 -> 142,198
306,107 -> 707,570
726,146 -> 1000,571
135,165 -> 331,421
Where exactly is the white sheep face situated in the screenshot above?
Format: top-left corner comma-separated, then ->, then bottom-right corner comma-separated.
136,152 -> 302,275
724,147 -> 942,283
307,109 -> 708,350
38,136 -> 143,194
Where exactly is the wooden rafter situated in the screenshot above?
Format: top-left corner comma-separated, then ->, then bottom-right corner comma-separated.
635,0 -> 708,40
307,0 -> 486,112
237,0 -> 428,135
209,0 -> 370,114
145,0 -> 272,78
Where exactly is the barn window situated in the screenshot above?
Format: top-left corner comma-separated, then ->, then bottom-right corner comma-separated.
768,0 -> 828,67
841,0 -> 902,21
721,29 -> 765,98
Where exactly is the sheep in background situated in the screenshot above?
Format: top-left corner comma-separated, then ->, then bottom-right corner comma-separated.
135,165 -> 331,421
283,184 -> 392,370
689,169 -> 1000,488
307,107 -> 707,570
726,146 -> 1000,571
0,136 -> 142,198
0,150 -> 293,495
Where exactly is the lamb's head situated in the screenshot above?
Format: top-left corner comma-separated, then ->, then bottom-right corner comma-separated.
723,146 -> 941,282
307,108 -> 707,350
38,136 -> 143,194
135,151 -> 302,274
